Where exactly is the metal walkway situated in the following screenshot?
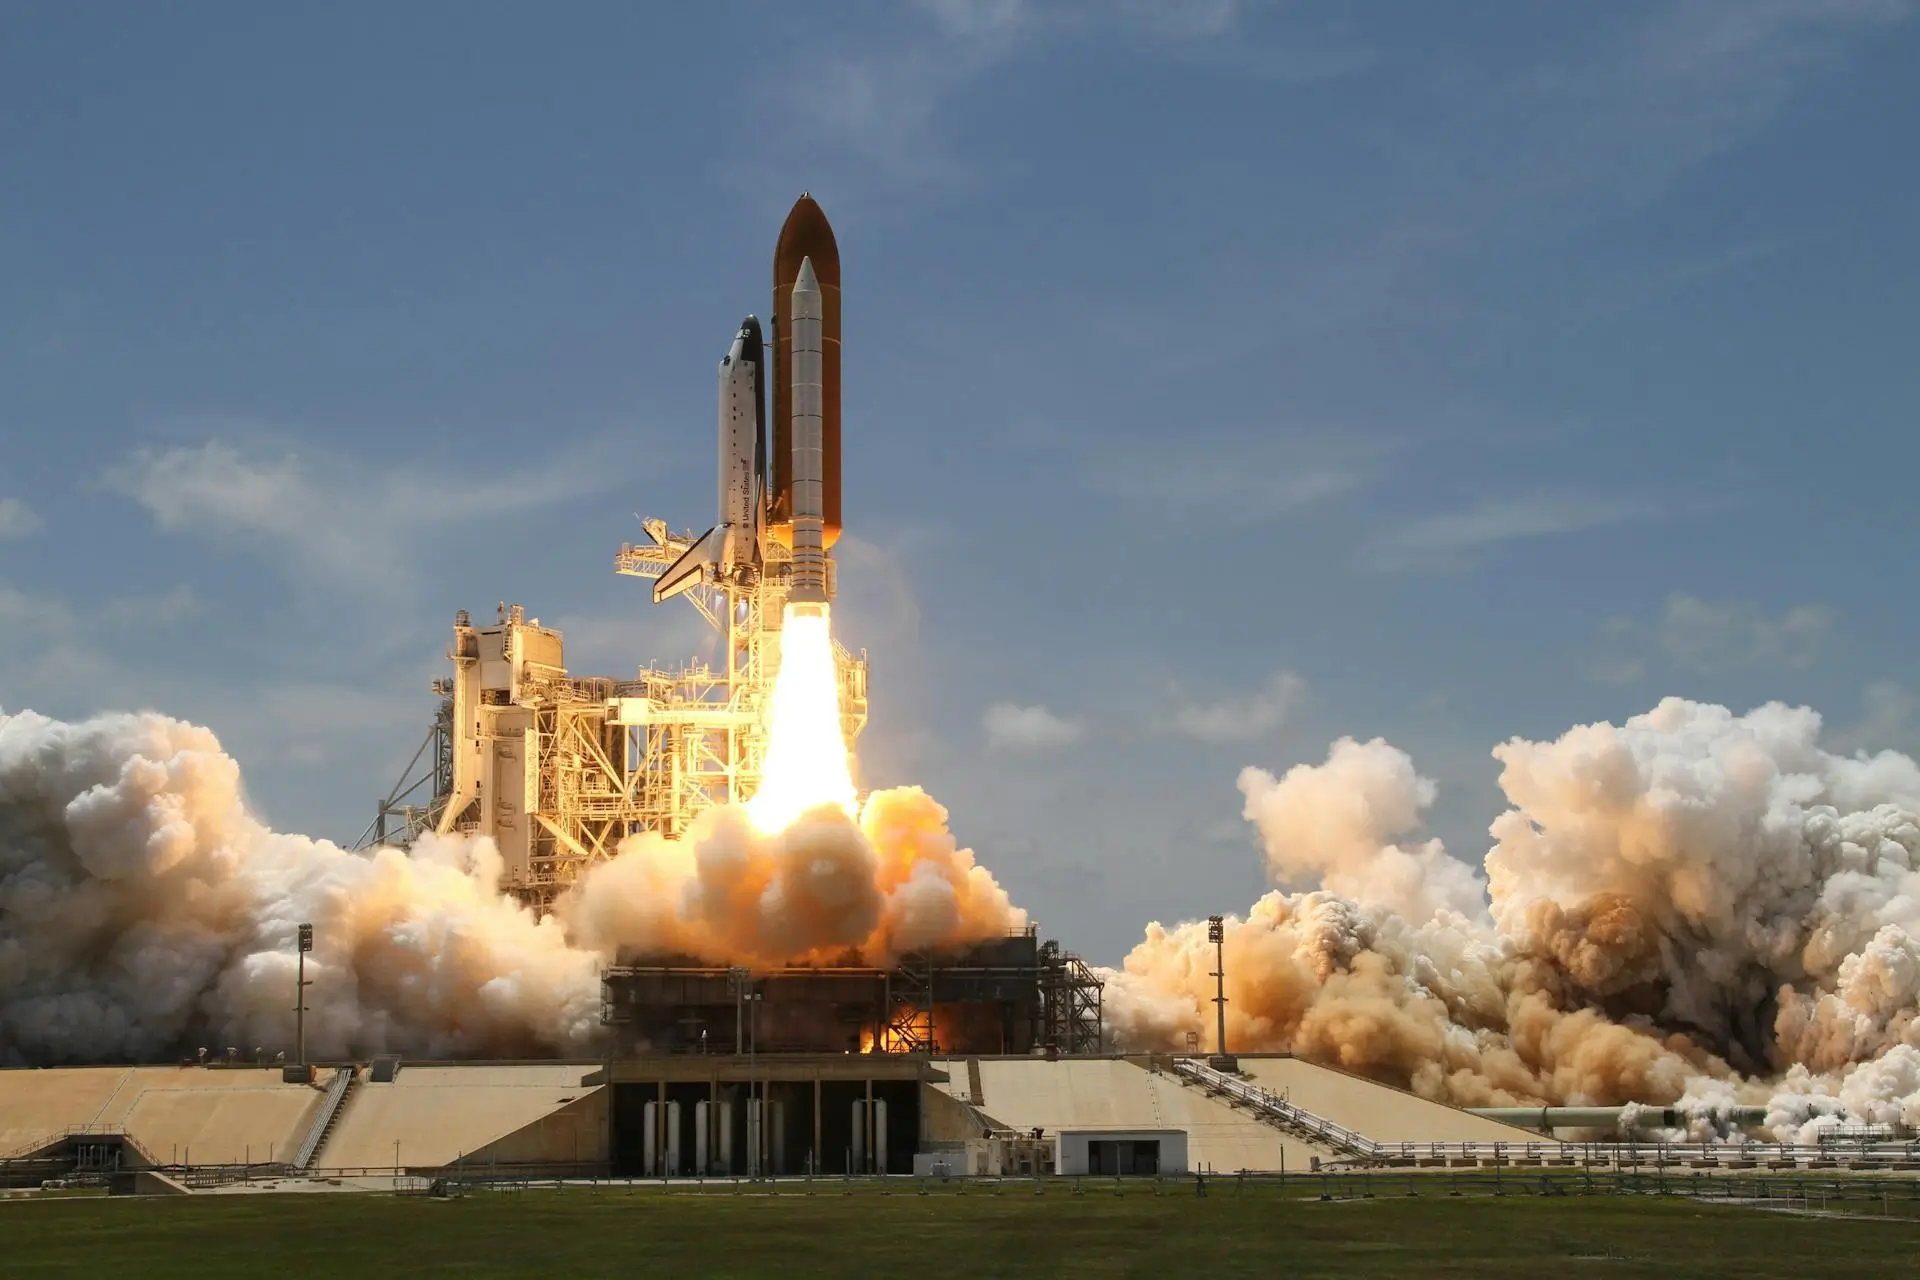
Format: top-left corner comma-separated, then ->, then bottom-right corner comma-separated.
1170,1058 -> 1920,1171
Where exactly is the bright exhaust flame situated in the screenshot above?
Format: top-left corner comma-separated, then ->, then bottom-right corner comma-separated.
746,604 -> 857,833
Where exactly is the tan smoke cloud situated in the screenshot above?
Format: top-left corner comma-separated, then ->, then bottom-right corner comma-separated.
0,708 -> 1021,1064
0,709 -> 601,1064
1106,698 -> 1920,1136
561,785 -> 1025,967
1238,736 -> 1487,922
13,692 -> 1920,1139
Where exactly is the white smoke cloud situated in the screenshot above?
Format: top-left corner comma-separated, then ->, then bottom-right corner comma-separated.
563,787 -> 1024,967
0,708 -> 1022,1065
1238,736 -> 1486,921
14,690 -> 1920,1140
1108,697 -> 1920,1137
0,708 -> 601,1065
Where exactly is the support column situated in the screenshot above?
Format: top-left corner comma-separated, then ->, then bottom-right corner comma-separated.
812,1077 -> 823,1174
657,1080 -> 667,1175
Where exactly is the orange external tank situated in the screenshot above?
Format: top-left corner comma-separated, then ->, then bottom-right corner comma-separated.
770,193 -> 841,548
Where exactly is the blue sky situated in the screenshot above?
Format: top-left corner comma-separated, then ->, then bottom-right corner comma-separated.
3,0 -> 1917,961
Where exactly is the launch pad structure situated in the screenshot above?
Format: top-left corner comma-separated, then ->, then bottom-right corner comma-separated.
355,522 -> 865,908
358,193 -> 1105,1057
358,541 -> 1101,1056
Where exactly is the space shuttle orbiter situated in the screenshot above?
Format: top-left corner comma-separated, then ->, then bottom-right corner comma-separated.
653,193 -> 843,607
653,315 -> 767,602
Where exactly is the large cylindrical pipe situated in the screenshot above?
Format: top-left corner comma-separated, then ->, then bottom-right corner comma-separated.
772,194 -> 841,547
1466,1105 -> 1771,1133
788,255 -> 829,606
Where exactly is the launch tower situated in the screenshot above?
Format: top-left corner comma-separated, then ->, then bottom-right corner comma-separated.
360,196 -> 869,905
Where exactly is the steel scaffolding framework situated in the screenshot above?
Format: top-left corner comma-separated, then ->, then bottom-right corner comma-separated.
1038,938 -> 1106,1056
356,687 -> 454,851
360,520 -> 868,915
615,519 -> 867,825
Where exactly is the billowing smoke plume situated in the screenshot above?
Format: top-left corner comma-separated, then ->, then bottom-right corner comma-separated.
1107,699 -> 1920,1139
12,691 -> 1920,1138
561,787 -> 1024,967
0,708 -> 1020,1065
1238,737 -> 1486,922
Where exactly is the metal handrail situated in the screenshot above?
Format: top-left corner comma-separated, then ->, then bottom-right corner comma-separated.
1170,1058 -> 1920,1167
293,1067 -> 355,1169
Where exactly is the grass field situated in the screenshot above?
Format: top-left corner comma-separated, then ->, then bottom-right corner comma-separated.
2,1184 -> 1918,1278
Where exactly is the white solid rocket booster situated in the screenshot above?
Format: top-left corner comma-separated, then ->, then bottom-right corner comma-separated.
788,256 -> 829,607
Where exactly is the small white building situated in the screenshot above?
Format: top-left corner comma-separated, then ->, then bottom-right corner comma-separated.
1056,1129 -> 1188,1176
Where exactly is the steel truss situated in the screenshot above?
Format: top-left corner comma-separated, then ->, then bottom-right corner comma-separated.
363,520 -> 868,915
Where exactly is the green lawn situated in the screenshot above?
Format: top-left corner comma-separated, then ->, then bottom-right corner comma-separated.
1,1185 -> 1916,1278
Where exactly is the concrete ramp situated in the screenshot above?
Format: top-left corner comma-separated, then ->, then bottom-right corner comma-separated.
931,1058 -> 1336,1173
1234,1056 -> 1547,1145
0,1066 -> 330,1164
0,1067 -> 133,1156
120,1081 -> 324,1167
133,1170 -> 192,1196
317,1064 -> 606,1171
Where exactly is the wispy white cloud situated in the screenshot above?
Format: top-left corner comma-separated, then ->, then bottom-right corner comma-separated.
1659,594 -> 1831,672
1828,679 -> 1920,755
0,584 -> 75,643
107,440 -> 610,583
1162,670 -> 1304,743
1471,0 -> 1914,220
1589,593 -> 1833,683
1362,494 -> 1651,573
0,497 -> 42,539
983,701 -> 1086,750
99,586 -> 199,627
1082,429 -> 1390,520
0,582 -> 200,717
748,0 -> 1309,192
919,0 -> 1031,39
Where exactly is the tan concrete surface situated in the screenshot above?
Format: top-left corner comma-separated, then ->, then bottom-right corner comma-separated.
1234,1056 -> 1548,1145
318,1064 -> 605,1171
0,1068 -> 131,1156
121,1085 -> 323,1167
931,1058 -> 1334,1173
0,1066 -> 333,1161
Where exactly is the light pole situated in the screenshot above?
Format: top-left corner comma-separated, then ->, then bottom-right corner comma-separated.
746,990 -> 764,1177
728,967 -> 750,1055
1207,915 -> 1235,1071
292,923 -> 314,1082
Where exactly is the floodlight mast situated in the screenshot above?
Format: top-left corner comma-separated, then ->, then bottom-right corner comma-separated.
295,923 -> 314,1072
1207,915 -> 1236,1072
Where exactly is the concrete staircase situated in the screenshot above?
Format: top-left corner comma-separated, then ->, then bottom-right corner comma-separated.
294,1067 -> 357,1170
1172,1058 -> 1380,1159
